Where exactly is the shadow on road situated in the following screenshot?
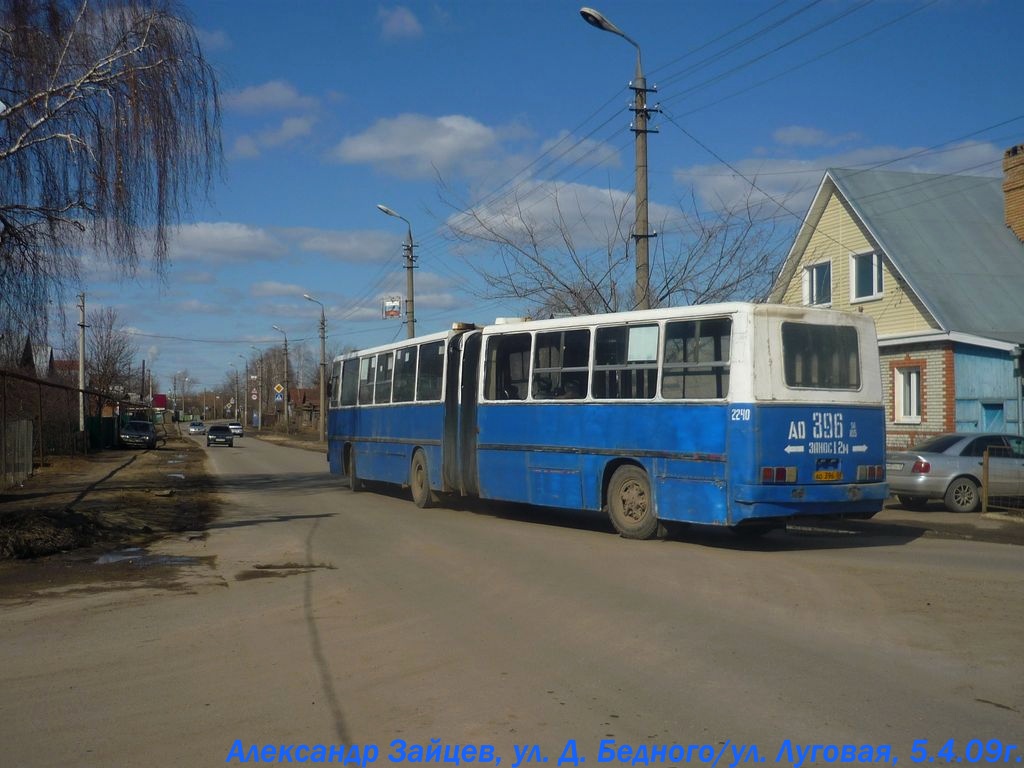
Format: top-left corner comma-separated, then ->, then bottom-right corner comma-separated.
360,482 -> 930,551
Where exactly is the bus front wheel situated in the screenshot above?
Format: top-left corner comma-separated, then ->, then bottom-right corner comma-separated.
607,465 -> 663,540
410,449 -> 438,509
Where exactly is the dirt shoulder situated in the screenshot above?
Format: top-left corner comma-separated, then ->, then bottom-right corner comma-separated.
0,426 -> 215,560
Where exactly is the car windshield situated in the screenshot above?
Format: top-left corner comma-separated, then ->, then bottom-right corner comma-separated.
911,434 -> 964,453
128,421 -> 152,430
209,426 -> 229,433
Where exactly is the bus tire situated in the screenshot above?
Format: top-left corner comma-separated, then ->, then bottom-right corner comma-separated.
607,465 -> 662,540
410,449 -> 437,509
347,449 -> 363,492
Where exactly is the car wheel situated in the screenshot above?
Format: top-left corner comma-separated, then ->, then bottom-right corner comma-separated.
606,465 -> 664,539
943,477 -> 980,513
897,494 -> 929,510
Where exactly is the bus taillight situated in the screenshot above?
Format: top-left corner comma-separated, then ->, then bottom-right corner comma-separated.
761,466 -> 797,484
856,465 -> 885,481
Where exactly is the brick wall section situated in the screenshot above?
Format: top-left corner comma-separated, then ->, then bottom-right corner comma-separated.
1004,144 -> 1024,242
881,343 -> 954,449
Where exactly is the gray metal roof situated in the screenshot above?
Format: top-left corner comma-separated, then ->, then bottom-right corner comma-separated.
828,167 -> 1024,344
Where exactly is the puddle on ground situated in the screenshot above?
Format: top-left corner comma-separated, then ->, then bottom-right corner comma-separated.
96,547 -> 202,567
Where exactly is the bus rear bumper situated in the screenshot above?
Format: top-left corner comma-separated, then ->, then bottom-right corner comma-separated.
731,482 -> 888,521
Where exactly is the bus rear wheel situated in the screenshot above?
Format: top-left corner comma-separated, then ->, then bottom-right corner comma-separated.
607,465 -> 663,540
410,449 -> 437,509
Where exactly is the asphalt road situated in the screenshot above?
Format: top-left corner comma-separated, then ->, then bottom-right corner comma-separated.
1,436 -> 1022,767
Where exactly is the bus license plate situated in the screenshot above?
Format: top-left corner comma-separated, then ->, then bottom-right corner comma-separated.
814,470 -> 842,481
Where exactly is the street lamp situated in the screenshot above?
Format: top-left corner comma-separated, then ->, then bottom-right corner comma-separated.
273,324 -> 291,434
376,204 -> 417,338
250,345 -> 263,431
580,6 -> 656,310
303,293 -> 327,442
183,376 -> 190,419
229,362 -> 239,421
237,355 -> 248,427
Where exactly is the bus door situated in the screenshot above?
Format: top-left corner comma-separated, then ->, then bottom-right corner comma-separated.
442,330 -> 481,495
458,331 -> 481,496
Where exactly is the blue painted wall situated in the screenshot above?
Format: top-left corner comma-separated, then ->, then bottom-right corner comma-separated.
954,345 -> 1021,433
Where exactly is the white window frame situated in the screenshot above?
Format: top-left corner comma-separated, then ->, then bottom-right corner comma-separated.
850,251 -> 884,303
894,366 -> 921,424
802,261 -> 832,306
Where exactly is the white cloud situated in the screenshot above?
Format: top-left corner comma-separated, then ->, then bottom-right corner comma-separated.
448,179 -> 675,252
224,80 -> 317,112
169,222 -> 288,263
285,227 -> 397,263
231,116 -> 317,158
772,125 -> 861,148
378,6 -> 423,40
197,28 -> 230,52
673,140 -> 1005,216
251,281 -> 306,298
332,113 -> 500,179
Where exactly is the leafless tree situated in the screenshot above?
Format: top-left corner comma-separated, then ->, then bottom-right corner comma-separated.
444,181 -> 793,318
0,0 -> 221,346
85,306 -> 137,395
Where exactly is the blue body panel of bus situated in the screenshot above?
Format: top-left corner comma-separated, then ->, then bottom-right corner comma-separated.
474,400 -> 886,524
328,403 -> 446,491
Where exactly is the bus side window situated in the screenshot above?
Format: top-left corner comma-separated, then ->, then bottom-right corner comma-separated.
375,352 -> 394,404
484,333 -> 530,400
533,329 -> 590,399
358,356 -> 375,404
341,359 -> 359,406
329,360 -> 343,406
593,324 -> 658,399
393,346 -> 417,402
416,340 -> 444,401
662,318 -> 731,400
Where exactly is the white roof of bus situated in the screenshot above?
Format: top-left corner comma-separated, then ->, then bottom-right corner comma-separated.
476,302 -> 873,334
334,303 -> 876,360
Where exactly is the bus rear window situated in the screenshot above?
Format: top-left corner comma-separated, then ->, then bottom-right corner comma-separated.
782,322 -> 860,390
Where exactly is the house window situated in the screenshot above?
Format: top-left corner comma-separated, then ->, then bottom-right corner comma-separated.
851,251 -> 883,301
894,366 -> 921,423
803,262 -> 831,305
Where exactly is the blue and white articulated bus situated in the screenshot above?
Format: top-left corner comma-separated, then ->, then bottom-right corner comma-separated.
326,303 -> 887,539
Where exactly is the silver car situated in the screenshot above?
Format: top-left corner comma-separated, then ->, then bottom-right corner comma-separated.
887,433 -> 1024,512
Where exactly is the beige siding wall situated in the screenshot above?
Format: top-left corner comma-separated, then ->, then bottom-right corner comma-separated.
780,192 -> 938,336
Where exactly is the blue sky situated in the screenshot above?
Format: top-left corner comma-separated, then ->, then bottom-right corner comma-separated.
69,0 -> 1024,394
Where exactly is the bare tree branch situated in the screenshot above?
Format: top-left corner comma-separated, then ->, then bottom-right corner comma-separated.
0,0 -> 221,356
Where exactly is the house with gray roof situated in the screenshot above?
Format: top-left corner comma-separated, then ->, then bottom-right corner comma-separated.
770,145 -> 1024,448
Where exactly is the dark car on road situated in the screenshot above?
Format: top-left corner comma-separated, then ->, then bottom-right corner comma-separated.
120,420 -> 158,449
207,424 -> 234,447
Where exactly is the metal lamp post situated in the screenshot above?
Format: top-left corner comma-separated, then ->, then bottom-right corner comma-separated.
376,204 -> 417,338
303,294 -> 327,442
273,325 -> 290,434
250,345 -> 264,431
237,355 -> 248,427
580,6 -> 655,310
229,363 -> 239,421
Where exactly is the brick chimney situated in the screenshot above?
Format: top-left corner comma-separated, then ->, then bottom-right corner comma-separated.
1004,144 -> 1024,242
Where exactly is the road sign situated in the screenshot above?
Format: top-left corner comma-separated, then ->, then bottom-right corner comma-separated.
274,393 -> 284,402
274,383 -> 284,394
251,393 -> 258,401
